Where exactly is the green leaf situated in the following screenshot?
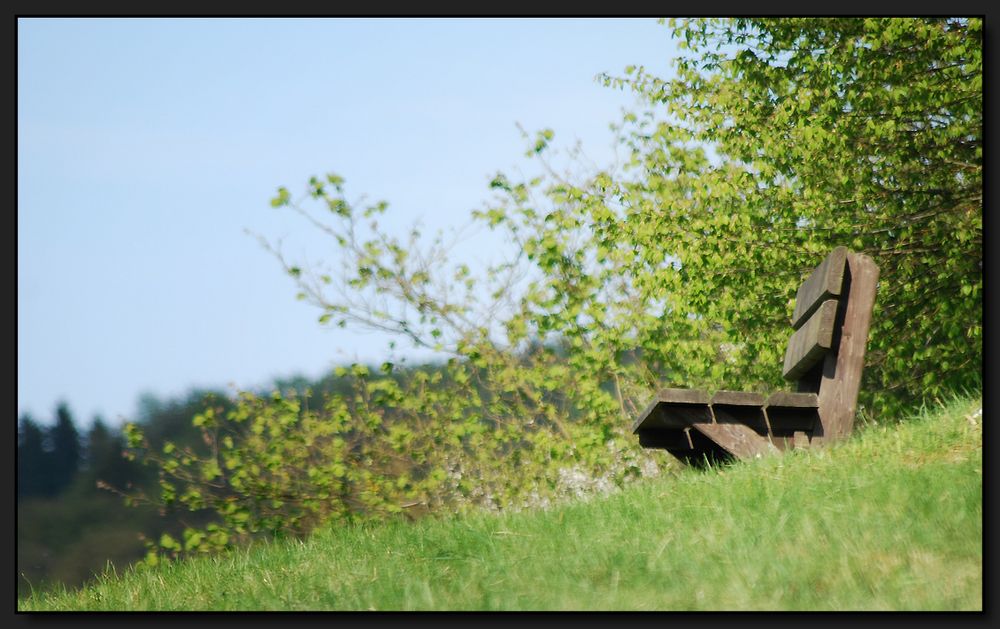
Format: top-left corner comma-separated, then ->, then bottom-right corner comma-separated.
270,187 -> 291,208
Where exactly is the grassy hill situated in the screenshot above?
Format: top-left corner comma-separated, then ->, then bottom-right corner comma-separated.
19,394 -> 981,611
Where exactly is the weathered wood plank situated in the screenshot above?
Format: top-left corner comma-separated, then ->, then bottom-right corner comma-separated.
791,246 -> 848,330
653,388 -> 711,405
710,390 -> 765,406
632,398 -> 662,434
638,429 -> 694,450
711,392 -> 769,435
690,422 -> 779,459
765,391 -> 820,433
631,388 -> 711,433
765,391 -> 819,408
770,436 -> 792,451
783,299 -> 838,381
812,251 -> 880,445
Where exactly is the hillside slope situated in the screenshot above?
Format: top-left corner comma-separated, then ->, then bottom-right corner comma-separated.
20,394 -> 982,611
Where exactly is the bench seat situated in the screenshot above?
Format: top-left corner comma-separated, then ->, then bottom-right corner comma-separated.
633,247 -> 879,465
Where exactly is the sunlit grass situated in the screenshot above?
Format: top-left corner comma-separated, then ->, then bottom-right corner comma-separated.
20,393 -> 981,611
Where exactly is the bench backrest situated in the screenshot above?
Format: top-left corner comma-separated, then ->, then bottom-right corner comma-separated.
781,247 -> 879,444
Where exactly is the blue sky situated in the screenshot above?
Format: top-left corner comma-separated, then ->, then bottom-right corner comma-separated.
18,18 -> 678,427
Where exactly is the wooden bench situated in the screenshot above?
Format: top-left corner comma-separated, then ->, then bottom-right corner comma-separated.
632,247 -> 879,466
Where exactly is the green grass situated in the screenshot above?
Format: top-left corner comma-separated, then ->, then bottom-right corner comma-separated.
20,394 -> 982,611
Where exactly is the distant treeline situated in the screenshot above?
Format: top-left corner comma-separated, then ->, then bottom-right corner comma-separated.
18,392 -> 202,596
17,390 -> 226,595
19,403 -> 133,500
16,364 -> 437,597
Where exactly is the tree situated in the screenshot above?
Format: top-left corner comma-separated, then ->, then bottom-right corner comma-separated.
135,389 -> 232,449
47,402 -> 82,495
83,418 -> 134,491
598,17 -> 981,413
18,414 -> 47,499
267,18 -> 980,421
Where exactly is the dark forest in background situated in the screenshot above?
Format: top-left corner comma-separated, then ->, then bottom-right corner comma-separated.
17,371 -> 356,597
18,397 -> 192,595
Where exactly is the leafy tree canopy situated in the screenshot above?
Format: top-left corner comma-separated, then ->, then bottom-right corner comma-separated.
596,17 -> 981,409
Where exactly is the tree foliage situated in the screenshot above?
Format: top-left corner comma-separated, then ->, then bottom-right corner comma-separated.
18,415 -> 48,499
600,17 -> 981,408
49,403 -> 82,493
18,391 -> 231,595
124,18 -> 982,560
18,403 -> 84,499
